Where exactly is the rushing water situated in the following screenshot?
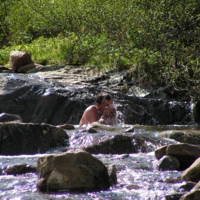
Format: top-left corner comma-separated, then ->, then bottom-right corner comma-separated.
0,125 -> 185,200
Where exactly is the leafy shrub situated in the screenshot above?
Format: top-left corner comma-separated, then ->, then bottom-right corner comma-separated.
0,0 -> 200,97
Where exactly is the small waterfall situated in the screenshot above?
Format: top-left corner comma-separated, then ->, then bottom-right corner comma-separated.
190,97 -> 197,125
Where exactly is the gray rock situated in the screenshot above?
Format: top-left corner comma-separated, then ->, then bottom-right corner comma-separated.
0,72 -> 194,126
180,190 -> 200,200
155,145 -> 167,160
106,164 -> 117,186
83,134 -> 137,154
159,130 -> 200,145
155,143 -> 200,170
57,124 -> 75,130
10,51 -> 33,72
166,144 -> 200,170
5,164 -> 36,175
182,157 -> 200,182
0,122 -> 68,155
37,151 -> 110,192
157,155 -> 180,171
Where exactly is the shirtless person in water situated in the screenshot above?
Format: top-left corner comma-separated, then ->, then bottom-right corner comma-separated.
79,92 -> 117,126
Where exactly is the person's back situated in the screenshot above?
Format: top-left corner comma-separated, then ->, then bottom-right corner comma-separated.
79,105 -> 99,126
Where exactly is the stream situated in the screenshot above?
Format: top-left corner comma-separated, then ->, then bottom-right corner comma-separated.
0,68 -> 196,199
0,125 -> 185,200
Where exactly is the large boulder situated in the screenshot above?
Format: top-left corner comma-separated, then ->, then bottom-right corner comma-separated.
180,190 -> 200,200
37,151 -> 110,192
0,122 -> 68,155
155,145 -> 168,160
157,155 -> 180,171
0,74 -> 85,125
83,134 -> 138,154
182,157 -> 200,182
159,130 -> 200,145
155,143 -> 200,170
10,51 -> 33,72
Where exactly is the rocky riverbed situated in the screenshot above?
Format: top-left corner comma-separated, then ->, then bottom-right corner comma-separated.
1,63 -> 200,199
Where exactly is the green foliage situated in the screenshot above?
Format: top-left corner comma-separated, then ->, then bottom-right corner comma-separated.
1,0 -> 200,97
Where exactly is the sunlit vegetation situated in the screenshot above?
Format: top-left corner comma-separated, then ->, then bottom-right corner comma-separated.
1,0 -> 200,97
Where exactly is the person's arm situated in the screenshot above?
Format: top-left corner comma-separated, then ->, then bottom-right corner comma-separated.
101,107 -> 116,118
99,107 -> 117,125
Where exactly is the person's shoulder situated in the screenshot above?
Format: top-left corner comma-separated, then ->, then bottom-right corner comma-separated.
86,105 -> 97,112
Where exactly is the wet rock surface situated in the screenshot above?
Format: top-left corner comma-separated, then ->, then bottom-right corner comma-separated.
0,64 -> 194,126
1,64 -> 200,199
83,134 -> 137,154
155,143 -> 200,170
0,112 -> 22,122
182,157 -> 200,182
157,155 -> 180,171
0,122 -> 68,155
5,164 -> 36,175
159,129 -> 200,145
37,151 -> 110,192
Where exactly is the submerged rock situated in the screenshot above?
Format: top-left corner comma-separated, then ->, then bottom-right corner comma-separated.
0,122 -> 68,155
37,151 -> 110,192
5,164 -> 36,175
180,190 -> 200,200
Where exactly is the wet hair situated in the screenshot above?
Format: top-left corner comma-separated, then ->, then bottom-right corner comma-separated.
96,92 -> 112,105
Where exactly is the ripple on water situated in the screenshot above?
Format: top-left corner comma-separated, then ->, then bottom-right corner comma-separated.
0,126 -> 185,199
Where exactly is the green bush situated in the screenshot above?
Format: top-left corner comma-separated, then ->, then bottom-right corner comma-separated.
0,0 -> 200,96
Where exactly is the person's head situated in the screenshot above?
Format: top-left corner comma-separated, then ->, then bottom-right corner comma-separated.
96,92 -> 113,110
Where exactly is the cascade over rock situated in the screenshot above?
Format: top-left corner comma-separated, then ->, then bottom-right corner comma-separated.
0,72 -> 193,126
